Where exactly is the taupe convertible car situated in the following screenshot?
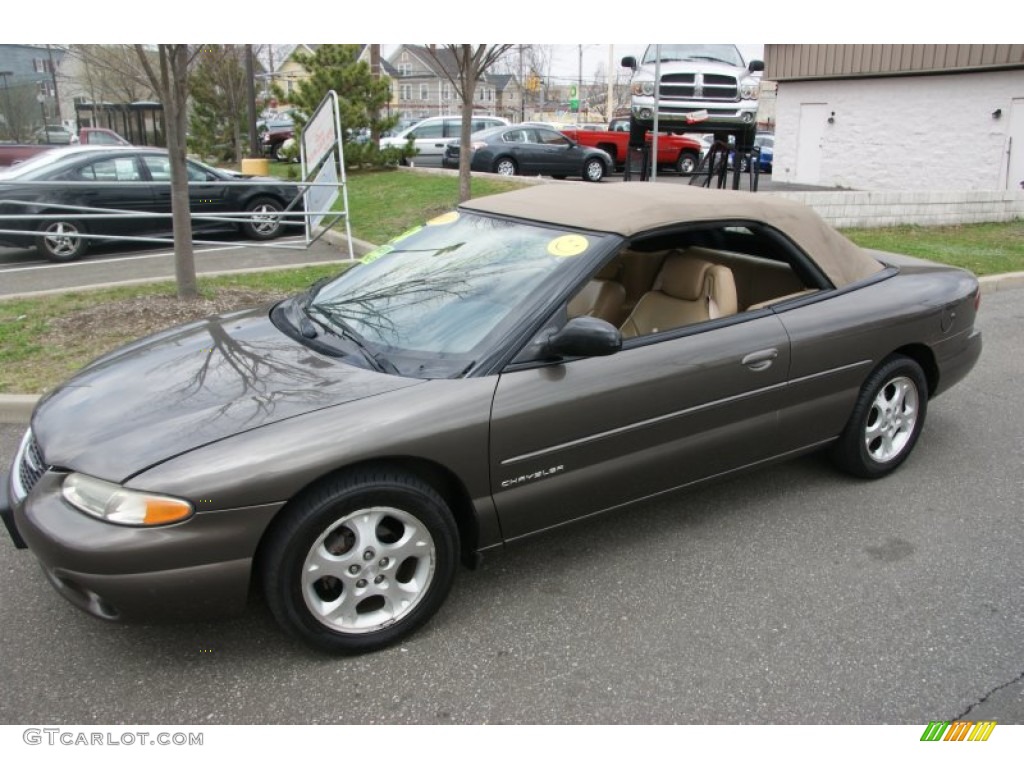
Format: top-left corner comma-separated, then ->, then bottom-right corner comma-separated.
1,183 -> 982,654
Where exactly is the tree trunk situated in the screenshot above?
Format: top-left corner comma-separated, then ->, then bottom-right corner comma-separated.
457,45 -> 477,203
162,45 -> 198,299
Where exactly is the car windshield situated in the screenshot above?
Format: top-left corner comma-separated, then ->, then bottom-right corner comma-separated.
308,211 -> 606,375
643,45 -> 744,68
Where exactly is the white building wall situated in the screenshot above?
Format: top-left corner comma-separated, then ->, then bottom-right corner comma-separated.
773,70 -> 1024,191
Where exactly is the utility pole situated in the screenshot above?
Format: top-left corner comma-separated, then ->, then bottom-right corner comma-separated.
46,44 -> 62,124
518,44 -> 524,122
577,45 -> 582,125
606,45 -> 614,121
245,44 -> 259,158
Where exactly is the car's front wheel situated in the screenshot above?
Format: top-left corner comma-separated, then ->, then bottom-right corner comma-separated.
36,218 -> 88,262
831,355 -> 929,478
675,151 -> 699,175
242,196 -> 285,240
583,157 -> 606,182
261,469 -> 459,654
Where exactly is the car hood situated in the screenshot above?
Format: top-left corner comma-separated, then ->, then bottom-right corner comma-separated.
31,306 -> 423,481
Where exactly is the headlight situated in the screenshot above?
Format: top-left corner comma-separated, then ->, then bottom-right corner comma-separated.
740,78 -> 760,100
631,78 -> 655,97
62,473 -> 194,527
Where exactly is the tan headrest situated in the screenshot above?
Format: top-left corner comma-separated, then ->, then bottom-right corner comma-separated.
657,253 -> 714,300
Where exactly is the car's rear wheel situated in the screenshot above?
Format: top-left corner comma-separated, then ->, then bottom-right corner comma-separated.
261,469 -> 459,654
583,157 -> 605,182
494,157 -> 517,176
831,355 -> 928,478
36,218 -> 88,262
242,196 -> 285,240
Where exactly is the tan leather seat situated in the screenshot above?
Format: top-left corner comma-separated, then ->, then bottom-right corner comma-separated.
619,253 -> 738,338
567,279 -> 627,325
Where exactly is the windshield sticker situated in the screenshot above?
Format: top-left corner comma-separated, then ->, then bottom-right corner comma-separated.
360,244 -> 394,265
427,212 -> 459,226
547,234 -> 589,259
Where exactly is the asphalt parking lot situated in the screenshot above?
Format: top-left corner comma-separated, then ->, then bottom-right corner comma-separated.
0,285 -> 1021,726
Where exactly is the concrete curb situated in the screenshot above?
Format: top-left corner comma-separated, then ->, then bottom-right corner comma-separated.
978,271 -> 1024,294
1,249 -> 1021,425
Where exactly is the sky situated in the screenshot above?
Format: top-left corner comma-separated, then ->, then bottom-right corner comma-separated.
4,1 -> 1008,49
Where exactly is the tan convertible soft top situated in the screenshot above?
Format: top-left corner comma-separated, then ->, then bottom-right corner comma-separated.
461,183 -> 882,288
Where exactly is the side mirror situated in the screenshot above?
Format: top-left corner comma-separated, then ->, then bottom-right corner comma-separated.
545,316 -> 622,359
621,56 -> 637,70
748,59 -> 765,73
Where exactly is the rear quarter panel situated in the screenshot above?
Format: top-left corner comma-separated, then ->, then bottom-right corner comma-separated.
772,259 -> 979,451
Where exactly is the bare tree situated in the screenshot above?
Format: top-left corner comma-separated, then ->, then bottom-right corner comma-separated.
134,44 -> 203,300
66,45 -> 157,106
423,44 -> 514,202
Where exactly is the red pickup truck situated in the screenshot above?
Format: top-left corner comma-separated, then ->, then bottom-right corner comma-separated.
0,128 -> 131,168
561,118 -> 703,174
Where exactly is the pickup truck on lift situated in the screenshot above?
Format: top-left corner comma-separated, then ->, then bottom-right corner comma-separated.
560,118 -> 703,174
0,128 -> 131,168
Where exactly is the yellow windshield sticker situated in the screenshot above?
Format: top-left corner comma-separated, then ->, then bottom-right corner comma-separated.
360,244 -> 394,265
427,211 -> 459,226
547,234 -> 589,258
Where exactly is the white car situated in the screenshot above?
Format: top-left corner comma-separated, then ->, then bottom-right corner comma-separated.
380,114 -> 509,164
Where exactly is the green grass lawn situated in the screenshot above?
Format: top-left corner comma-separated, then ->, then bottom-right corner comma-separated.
841,220 -> 1024,277
266,163 -> 526,244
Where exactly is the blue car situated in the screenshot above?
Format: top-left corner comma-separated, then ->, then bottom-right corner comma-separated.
726,133 -> 773,174
754,133 -> 774,173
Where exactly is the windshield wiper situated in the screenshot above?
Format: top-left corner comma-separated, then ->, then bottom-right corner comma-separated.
306,307 -> 400,375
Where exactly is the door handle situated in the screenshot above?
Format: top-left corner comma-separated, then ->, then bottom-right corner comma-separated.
742,348 -> 778,371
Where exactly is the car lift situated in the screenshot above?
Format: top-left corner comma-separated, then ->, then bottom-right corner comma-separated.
624,129 -> 761,192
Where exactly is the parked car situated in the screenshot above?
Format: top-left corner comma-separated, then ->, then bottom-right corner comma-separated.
621,44 -> 764,146
1,183 -> 982,654
755,133 -> 774,173
379,114 -> 509,163
34,125 -> 77,145
0,146 -> 303,261
561,120 -> 702,174
443,123 -> 612,181
726,133 -> 774,173
79,127 -> 132,146
259,115 -> 296,161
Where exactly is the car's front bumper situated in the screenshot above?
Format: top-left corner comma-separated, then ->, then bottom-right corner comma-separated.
630,99 -> 759,132
4,467 -> 282,622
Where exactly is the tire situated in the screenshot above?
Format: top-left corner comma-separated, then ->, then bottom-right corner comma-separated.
36,218 -> 88,262
582,157 -> 605,182
493,157 -> 517,176
675,151 -> 698,175
242,196 -> 285,240
831,355 -> 929,479
261,469 -> 459,654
